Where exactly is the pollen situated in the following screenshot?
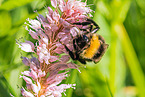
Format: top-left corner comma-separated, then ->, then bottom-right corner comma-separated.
82,34 -> 100,59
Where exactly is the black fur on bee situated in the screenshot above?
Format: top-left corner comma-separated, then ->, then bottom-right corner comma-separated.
62,18 -> 108,64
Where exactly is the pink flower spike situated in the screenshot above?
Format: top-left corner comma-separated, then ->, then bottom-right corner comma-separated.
51,0 -> 57,8
30,62 -> 39,71
46,13 -> 53,24
30,69 -> 38,80
18,41 -> 35,52
37,81 -> 41,90
10,93 -> 14,97
21,76 -> 33,84
21,87 -> 34,97
38,69 -> 46,78
60,55 -> 70,63
38,14 -> 46,22
26,84 -> 32,90
21,71 -> 30,77
57,84 -> 76,92
40,95 -> 45,97
48,7 -> 53,16
18,0 -> 94,96
70,27 -> 80,37
59,18 -> 71,28
37,44 -> 50,64
27,18 -> 41,30
48,72 -> 68,85
38,31 -> 49,45
58,0 -> 65,12
31,57 -> 40,68
52,11 -> 60,22
31,83 -> 40,94
21,57 -> 30,66
52,91 -> 62,97
49,56 -> 59,62
29,29 -> 38,39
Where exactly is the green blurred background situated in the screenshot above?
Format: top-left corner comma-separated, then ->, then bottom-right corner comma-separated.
0,0 -> 145,97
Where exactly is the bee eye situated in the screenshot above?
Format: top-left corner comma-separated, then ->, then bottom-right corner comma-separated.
83,35 -> 89,42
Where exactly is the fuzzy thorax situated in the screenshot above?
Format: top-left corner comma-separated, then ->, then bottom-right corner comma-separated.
81,34 -> 100,59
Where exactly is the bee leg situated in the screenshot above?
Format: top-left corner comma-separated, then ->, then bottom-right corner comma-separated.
59,40 -> 76,60
89,24 -> 93,32
73,20 -> 92,33
73,51 -> 86,64
86,18 -> 99,27
91,27 -> 100,33
73,19 -> 92,32
86,18 -> 100,33
73,38 -> 81,51
73,21 -> 91,26
63,45 -> 76,60
73,19 -> 100,33
73,39 -> 77,50
79,29 -> 87,31
78,58 -> 86,64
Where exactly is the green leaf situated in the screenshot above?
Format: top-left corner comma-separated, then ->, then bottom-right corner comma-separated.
0,11 -> 11,37
136,0 -> 145,11
0,0 -> 34,10
113,22 -> 145,97
0,78 -> 11,97
79,66 -> 112,97
4,65 -> 24,97
117,0 -> 131,22
0,0 -> 4,5
64,69 -> 77,97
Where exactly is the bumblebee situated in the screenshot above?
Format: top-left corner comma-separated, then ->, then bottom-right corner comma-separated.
63,18 -> 108,64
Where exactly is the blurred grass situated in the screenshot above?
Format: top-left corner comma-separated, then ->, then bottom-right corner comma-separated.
0,0 -> 145,97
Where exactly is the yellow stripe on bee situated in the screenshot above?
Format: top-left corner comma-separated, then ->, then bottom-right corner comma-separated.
82,34 -> 100,59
